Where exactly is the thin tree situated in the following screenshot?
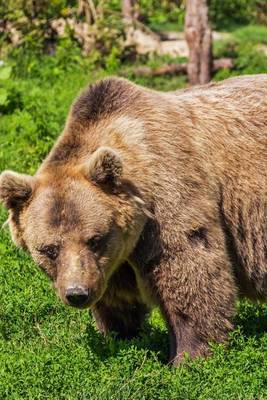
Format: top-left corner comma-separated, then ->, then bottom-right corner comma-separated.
78,0 -> 97,25
122,0 -> 139,23
185,0 -> 213,85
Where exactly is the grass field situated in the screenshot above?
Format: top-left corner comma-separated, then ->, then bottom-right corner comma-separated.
0,25 -> 267,400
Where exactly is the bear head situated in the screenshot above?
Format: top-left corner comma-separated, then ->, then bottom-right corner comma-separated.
0,146 -> 147,308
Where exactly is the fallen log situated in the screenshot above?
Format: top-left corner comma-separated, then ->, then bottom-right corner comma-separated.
134,58 -> 233,77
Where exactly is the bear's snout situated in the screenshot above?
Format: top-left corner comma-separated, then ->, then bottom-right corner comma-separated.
65,285 -> 91,308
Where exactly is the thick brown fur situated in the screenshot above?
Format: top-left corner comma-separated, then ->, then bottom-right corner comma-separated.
0,75 -> 266,365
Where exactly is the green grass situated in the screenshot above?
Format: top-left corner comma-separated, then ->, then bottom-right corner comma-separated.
0,32 -> 267,399
233,25 -> 267,44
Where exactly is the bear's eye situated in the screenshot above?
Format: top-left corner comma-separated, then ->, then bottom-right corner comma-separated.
86,234 -> 107,253
38,245 -> 59,261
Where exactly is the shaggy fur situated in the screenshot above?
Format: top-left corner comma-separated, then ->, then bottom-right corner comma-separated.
0,75 -> 266,365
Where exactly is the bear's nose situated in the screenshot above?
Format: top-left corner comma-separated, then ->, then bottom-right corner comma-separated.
65,286 -> 90,307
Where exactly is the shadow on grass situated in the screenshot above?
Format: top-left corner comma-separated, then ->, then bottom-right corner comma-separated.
84,319 -> 169,364
84,300 -> 267,364
234,301 -> 267,340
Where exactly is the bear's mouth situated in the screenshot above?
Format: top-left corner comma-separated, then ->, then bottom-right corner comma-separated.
66,301 -> 91,309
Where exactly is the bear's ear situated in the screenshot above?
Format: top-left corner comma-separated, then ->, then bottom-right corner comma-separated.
82,147 -> 123,186
0,170 -> 34,210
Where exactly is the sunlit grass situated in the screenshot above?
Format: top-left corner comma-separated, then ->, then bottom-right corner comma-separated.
0,33 -> 267,399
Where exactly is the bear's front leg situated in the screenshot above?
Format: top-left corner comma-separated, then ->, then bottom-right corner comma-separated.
91,262 -> 149,339
151,231 -> 237,365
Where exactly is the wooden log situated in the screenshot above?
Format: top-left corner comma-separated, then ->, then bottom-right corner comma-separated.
134,58 -> 233,77
134,63 -> 187,77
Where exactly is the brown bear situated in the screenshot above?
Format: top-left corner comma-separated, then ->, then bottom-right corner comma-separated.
0,75 -> 266,365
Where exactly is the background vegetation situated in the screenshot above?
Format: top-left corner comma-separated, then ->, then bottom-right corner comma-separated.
0,1 -> 267,399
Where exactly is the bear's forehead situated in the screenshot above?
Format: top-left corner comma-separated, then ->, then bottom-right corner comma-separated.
26,184 -> 111,232
47,195 -> 81,228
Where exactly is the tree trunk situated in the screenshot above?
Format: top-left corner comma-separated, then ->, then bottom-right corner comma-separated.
185,0 -> 213,85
